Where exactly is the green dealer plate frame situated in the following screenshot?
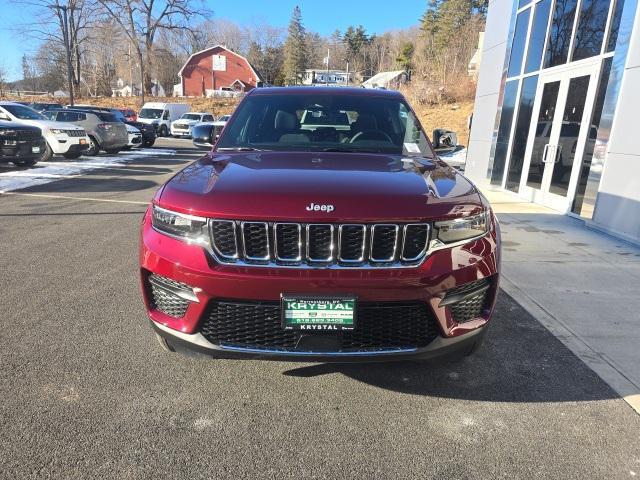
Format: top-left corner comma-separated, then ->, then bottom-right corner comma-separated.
281,295 -> 357,331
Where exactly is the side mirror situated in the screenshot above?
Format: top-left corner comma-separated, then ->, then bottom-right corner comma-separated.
432,128 -> 458,151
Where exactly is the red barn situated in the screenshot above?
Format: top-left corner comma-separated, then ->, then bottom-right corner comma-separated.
178,45 -> 261,97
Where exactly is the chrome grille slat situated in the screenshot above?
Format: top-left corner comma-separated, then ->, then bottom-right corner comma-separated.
370,224 -> 399,263
274,223 -> 302,262
339,224 -> 367,263
306,224 -> 335,262
209,221 -> 431,268
241,222 -> 270,261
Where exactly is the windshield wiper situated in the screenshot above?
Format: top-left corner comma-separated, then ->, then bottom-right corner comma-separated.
320,147 -> 383,153
216,147 -> 268,152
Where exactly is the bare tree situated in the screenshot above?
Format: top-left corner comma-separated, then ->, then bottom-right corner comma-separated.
17,0 -> 99,92
96,0 -> 207,103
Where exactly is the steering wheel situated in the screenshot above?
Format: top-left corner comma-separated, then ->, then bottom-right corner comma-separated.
350,129 -> 393,144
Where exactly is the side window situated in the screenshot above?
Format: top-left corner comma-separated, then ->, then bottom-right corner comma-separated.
162,110 -> 170,120
78,113 -> 86,121
204,115 -> 214,122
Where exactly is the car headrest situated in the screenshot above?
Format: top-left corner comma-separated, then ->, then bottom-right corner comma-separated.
274,110 -> 297,131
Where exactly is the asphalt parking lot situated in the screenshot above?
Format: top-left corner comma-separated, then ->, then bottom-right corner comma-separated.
1,138 -> 639,479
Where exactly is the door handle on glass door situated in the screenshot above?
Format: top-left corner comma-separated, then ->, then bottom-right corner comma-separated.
542,144 -> 550,164
554,144 -> 563,163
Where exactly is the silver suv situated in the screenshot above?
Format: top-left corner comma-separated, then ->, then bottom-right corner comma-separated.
50,110 -> 128,155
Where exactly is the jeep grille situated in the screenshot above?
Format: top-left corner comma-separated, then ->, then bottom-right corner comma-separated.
209,221 -> 430,268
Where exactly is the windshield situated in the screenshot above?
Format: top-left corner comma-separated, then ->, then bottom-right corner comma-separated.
181,114 -> 202,121
139,108 -> 163,119
216,94 -> 433,156
3,104 -> 46,120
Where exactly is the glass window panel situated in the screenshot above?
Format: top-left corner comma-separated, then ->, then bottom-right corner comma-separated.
544,0 -> 579,68
525,0 -> 552,73
491,80 -> 520,185
572,58 -> 613,213
527,80 -> 560,189
508,9 -> 532,77
549,75 -> 591,196
572,0 -> 612,61
506,75 -> 539,192
519,0 -> 532,8
607,0 -> 626,52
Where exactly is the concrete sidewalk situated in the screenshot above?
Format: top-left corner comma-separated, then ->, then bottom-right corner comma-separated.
484,189 -> 640,413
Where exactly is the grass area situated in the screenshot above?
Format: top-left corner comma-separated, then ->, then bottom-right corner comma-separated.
3,95 -> 475,146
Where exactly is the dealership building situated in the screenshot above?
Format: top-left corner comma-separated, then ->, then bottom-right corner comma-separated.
466,0 -> 640,244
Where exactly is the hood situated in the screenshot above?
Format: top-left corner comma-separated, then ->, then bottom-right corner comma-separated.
173,119 -> 199,125
158,152 -> 483,222
19,119 -> 83,131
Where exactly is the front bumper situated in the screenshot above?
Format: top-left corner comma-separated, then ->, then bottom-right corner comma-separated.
140,209 -> 501,361
0,139 -> 46,161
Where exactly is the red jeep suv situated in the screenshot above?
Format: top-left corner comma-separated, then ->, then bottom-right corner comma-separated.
140,87 -> 501,361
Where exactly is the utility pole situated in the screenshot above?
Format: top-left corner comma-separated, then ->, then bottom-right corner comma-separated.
325,49 -> 330,86
51,4 -> 74,105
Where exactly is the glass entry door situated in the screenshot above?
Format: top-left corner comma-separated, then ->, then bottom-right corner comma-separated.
518,61 -> 600,212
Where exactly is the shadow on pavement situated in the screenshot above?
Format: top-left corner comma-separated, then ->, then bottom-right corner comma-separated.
283,291 -> 618,403
18,177 -> 158,194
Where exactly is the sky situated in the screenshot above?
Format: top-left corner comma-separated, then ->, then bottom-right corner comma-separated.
0,0 -> 426,82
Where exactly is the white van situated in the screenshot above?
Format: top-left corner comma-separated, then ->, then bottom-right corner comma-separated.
137,102 -> 190,137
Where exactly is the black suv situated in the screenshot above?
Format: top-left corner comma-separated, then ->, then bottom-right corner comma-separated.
0,121 -> 46,167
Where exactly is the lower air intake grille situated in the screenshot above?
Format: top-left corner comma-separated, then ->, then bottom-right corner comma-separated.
200,300 -> 440,352
445,278 -> 492,324
147,274 -> 191,318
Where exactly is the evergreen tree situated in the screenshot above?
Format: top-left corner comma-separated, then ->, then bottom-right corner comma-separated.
283,6 -> 307,85
396,42 -> 415,72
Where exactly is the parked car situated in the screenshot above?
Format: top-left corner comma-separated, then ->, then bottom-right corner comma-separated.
137,102 -> 190,137
50,109 -> 128,155
119,108 -> 137,122
27,102 -> 62,113
170,112 -> 215,138
191,120 -> 226,149
70,106 -> 156,148
124,123 -> 142,149
0,121 -> 46,167
0,102 -> 89,160
140,86 -> 501,361
217,114 -> 231,123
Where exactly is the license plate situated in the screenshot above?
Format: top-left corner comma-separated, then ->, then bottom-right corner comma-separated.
31,146 -> 41,153
282,296 -> 356,331
79,139 -> 87,145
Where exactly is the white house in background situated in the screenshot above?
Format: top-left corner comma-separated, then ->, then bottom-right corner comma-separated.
467,32 -> 485,79
465,0 -> 640,244
362,70 -> 408,90
53,90 -> 69,98
302,69 -> 352,85
111,78 -> 166,97
173,83 -> 183,97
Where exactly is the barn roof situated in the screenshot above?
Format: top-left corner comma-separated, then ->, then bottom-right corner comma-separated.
177,45 -> 262,83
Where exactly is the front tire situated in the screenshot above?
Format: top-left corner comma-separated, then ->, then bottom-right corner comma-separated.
159,125 -> 168,137
143,139 -> 155,148
40,142 -> 53,162
86,136 -> 100,156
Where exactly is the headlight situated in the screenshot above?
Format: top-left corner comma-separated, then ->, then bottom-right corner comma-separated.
434,211 -> 489,244
50,128 -> 67,134
151,205 -> 209,245
0,129 -> 17,136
